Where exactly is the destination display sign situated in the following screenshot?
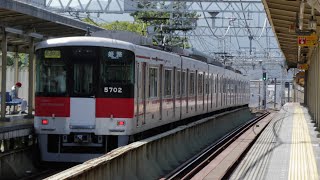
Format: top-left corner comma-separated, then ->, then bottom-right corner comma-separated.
107,50 -> 123,60
44,50 -> 61,58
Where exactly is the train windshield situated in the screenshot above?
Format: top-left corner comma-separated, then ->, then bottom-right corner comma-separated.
99,48 -> 135,98
100,48 -> 134,84
36,46 -> 135,98
36,49 -> 67,96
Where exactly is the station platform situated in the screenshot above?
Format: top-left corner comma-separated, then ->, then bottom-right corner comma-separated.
193,103 -> 320,180
0,112 -> 33,127
0,113 -> 33,141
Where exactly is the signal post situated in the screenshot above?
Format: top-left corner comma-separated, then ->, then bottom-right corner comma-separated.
262,72 -> 267,110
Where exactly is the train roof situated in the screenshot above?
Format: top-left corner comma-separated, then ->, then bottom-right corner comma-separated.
35,36 -> 135,51
36,37 -> 246,78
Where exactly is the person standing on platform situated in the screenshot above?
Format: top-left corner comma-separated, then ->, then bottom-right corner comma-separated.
10,82 -> 27,114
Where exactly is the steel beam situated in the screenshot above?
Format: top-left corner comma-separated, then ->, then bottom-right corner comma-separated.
1,28 -> 7,121
42,0 -> 265,13
26,38 -> 34,117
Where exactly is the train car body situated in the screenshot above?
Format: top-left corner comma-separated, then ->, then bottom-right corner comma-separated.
34,37 -> 249,162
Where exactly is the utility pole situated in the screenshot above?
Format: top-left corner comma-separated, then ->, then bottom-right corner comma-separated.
274,78 -> 277,109
258,81 -> 261,109
249,35 -> 253,55
264,78 -> 267,110
287,82 -> 290,103
293,82 -> 296,102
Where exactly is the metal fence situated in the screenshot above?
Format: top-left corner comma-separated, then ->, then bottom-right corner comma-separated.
250,80 -> 304,110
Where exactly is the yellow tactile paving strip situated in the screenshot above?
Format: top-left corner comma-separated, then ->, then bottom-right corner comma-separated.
288,106 -> 318,180
230,103 -> 320,180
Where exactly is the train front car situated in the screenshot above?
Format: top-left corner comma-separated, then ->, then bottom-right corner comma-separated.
34,37 -> 135,162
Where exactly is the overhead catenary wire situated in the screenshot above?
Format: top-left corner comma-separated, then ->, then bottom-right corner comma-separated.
256,18 -> 268,40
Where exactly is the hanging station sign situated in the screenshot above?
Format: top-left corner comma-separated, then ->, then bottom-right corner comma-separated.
297,63 -> 309,70
297,33 -> 318,47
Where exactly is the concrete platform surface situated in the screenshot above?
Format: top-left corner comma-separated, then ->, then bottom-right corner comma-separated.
230,103 -> 320,180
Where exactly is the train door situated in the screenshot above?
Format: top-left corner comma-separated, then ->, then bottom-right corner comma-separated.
70,57 -> 97,128
136,62 -> 140,126
208,74 -> 210,112
195,70 -> 198,112
216,75 -> 219,108
141,62 -> 146,124
202,72 -> 208,110
228,79 -> 231,106
159,64 -> 163,120
173,67 -> 176,118
136,62 -> 146,126
211,74 -> 213,109
186,69 -> 189,113
221,77 -> 224,107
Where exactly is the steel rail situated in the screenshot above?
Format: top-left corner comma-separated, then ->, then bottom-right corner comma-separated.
162,111 -> 270,180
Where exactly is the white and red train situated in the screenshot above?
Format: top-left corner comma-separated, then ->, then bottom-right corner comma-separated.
34,36 -> 249,162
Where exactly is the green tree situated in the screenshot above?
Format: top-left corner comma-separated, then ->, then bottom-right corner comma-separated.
83,17 -> 145,35
130,2 -> 199,47
2,52 -> 27,67
82,5 -> 199,48
101,21 -> 145,35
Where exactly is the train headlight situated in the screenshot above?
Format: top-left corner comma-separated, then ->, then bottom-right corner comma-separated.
41,119 -> 49,125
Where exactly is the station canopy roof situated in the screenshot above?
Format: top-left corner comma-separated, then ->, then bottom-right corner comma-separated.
0,0 -> 103,53
262,0 -> 320,68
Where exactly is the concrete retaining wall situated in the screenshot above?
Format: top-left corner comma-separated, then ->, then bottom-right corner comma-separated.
46,108 -> 254,180
0,148 -> 38,179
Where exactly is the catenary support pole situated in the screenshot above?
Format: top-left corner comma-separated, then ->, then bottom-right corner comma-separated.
1,28 -> 7,121
26,37 -> 34,117
274,78 -> 277,109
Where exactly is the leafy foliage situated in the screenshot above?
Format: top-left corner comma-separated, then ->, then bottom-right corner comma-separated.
3,52 -> 28,67
82,5 -> 199,48
83,18 -> 145,35
102,21 -> 145,35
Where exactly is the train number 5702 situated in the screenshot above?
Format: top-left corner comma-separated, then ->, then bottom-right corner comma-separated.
104,87 -> 123,93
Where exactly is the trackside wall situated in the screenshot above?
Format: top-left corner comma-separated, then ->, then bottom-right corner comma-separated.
45,108 -> 254,180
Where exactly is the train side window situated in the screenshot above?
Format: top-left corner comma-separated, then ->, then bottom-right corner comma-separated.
213,75 -> 216,93
189,72 -> 195,95
164,69 -> 172,96
181,71 -> 186,96
222,78 -> 224,93
198,73 -> 203,95
177,70 -> 181,96
206,74 -> 209,94
149,67 -> 158,98
211,75 -> 214,94
73,64 -> 93,95
214,76 -> 217,93
223,78 -> 225,93
226,79 -> 228,93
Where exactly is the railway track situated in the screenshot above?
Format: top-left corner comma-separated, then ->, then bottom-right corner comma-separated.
162,112 -> 270,180
20,169 -> 63,180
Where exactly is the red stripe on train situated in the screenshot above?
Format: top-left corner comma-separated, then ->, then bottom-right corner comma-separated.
96,98 -> 134,118
35,97 -> 134,118
35,97 -> 70,117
